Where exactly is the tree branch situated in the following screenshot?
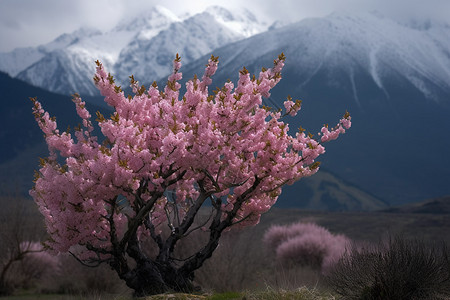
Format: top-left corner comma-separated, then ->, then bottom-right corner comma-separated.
119,191 -> 162,250
69,250 -> 106,268
144,217 -> 164,251
157,190 -> 210,264
179,175 -> 261,276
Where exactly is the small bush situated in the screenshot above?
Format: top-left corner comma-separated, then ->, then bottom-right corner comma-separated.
263,222 -> 350,272
326,235 -> 450,299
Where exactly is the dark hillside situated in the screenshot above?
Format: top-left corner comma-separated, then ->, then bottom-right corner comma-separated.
0,71 -> 110,194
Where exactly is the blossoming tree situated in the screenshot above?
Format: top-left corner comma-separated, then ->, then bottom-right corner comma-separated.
30,53 -> 351,296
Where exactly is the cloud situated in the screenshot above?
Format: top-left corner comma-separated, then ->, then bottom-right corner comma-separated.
0,0 -> 449,52
0,0 -> 124,51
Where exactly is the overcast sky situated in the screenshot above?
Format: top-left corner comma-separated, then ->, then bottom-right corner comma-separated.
1,0 -> 449,53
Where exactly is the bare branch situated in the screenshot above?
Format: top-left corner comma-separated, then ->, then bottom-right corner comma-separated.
182,208 -> 214,238
179,175 -> 261,276
68,251 -> 105,268
119,191 -> 162,250
164,203 -> 175,234
144,218 -> 163,250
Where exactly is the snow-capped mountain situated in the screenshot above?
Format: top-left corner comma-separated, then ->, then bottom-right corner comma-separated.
112,6 -> 268,85
114,12 -> 245,84
1,5 -> 268,96
180,11 -> 450,205
15,6 -> 179,96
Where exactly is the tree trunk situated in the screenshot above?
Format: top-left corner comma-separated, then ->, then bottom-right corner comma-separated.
120,260 -> 196,297
106,177 -> 261,296
109,231 -> 198,297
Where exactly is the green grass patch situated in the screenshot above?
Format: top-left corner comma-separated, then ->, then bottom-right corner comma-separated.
207,292 -> 242,300
141,288 -> 335,300
241,287 -> 336,300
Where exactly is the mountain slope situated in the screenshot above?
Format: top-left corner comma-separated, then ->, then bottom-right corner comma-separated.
178,11 -> 450,205
182,11 -> 450,103
280,169 -> 388,211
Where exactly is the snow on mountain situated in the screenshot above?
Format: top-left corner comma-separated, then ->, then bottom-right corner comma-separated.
44,27 -> 104,52
15,27 -> 116,96
0,27 -> 101,77
0,47 -> 45,77
1,5 -> 266,96
114,5 -> 180,40
17,48 -> 103,96
205,6 -> 268,37
114,9 -> 251,85
179,11 -> 450,205
268,20 -> 292,31
317,11 -> 450,102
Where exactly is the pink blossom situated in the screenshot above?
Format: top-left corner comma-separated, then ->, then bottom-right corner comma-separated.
30,54 -> 350,261
320,112 -> 352,143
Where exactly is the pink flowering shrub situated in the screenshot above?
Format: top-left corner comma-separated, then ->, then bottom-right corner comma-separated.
30,53 -> 351,296
264,222 -> 350,271
263,222 -> 331,251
